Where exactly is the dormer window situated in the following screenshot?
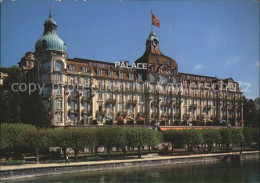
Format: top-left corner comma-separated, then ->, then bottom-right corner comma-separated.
103,64 -> 107,68
82,66 -> 87,72
97,69 -> 102,76
69,65 -> 74,71
167,61 -> 171,66
155,59 -> 159,64
93,62 -> 97,67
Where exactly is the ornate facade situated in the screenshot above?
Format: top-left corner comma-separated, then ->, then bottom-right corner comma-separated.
19,14 -> 244,127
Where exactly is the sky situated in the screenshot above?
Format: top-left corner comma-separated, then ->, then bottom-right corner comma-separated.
1,0 -> 259,99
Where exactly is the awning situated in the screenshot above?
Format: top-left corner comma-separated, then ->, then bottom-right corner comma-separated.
127,117 -> 134,120
138,117 -> 144,121
88,116 -> 93,118
116,116 -> 124,121
161,118 -> 166,122
240,120 -> 245,123
222,120 -> 226,123
105,116 -> 112,119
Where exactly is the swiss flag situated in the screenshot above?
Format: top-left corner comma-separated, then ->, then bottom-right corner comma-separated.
152,14 -> 160,28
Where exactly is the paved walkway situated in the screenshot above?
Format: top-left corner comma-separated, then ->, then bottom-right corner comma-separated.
0,151 -> 258,171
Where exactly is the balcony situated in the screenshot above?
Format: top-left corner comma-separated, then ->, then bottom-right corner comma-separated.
127,99 -> 137,105
105,98 -> 116,104
189,104 -> 197,109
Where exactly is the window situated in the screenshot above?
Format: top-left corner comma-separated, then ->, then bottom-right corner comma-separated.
139,94 -> 144,102
129,105 -> 134,113
139,105 -> 143,113
42,40 -> 47,49
97,69 -> 102,76
71,114 -> 75,124
71,101 -> 75,111
167,60 -> 171,66
84,78 -> 88,87
57,74 -> 61,81
43,87 -> 49,97
71,77 -> 74,84
129,83 -> 133,91
55,61 -> 62,71
70,88 -> 74,96
98,91 -> 102,99
138,74 -> 142,80
57,86 -> 62,95
109,92 -> 113,99
129,73 -> 133,80
42,75 -> 47,82
57,113 -> 62,122
103,64 -> 107,68
155,59 -> 159,64
152,105 -> 155,112
99,80 -> 102,88
120,93 -> 124,101
84,90 -> 88,98
82,67 -> 87,72
57,100 -> 62,109
69,65 -> 74,71
129,94 -> 133,100
84,102 -> 88,112
108,70 -> 112,77
119,104 -> 124,112
109,81 -> 113,90
84,114 -> 88,123
43,100 -> 49,108
162,76 -> 168,84
119,72 -> 123,78
109,104 -> 113,112
93,62 -> 97,66
120,82 -> 124,91
151,75 -> 155,83
139,83 -> 143,92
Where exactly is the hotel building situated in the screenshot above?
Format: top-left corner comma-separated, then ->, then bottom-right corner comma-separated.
19,14 -> 244,127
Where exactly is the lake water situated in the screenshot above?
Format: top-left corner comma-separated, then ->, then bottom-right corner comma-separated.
8,157 -> 259,183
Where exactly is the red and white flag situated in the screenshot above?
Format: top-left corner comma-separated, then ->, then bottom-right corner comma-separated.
152,14 -> 160,28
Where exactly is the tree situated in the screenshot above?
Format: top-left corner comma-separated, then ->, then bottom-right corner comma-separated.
126,128 -> 156,158
183,129 -> 203,152
21,88 -> 51,128
163,130 -> 185,152
19,129 -> 51,163
220,128 -> 236,152
0,66 -> 22,123
0,123 -> 36,159
202,129 -> 221,152
243,97 -> 259,127
232,129 -> 245,151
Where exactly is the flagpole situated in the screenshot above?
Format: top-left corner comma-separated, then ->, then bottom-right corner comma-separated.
151,10 -> 153,33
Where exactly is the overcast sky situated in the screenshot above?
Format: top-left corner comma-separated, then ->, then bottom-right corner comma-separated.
1,0 -> 259,99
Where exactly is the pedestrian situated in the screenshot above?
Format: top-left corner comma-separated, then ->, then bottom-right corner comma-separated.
65,154 -> 70,165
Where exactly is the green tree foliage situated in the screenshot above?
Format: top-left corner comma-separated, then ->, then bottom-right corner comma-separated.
243,97 -> 259,127
0,123 -> 36,158
220,128 -> 238,151
62,128 -> 96,162
126,128 -> 157,158
243,127 -> 254,146
21,88 -> 51,128
232,129 -> 245,150
19,128 -> 52,163
202,129 -> 221,152
163,130 -> 185,152
0,66 -> 22,123
183,129 -> 204,152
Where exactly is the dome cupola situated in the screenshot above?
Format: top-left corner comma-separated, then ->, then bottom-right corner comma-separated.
35,14 -> 66,53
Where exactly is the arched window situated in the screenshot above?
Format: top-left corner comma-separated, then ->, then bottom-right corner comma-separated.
55,61 -> 63,71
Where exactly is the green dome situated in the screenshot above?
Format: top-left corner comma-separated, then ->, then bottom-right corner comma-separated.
35,33 -> 66,53
35,15 -> 66,53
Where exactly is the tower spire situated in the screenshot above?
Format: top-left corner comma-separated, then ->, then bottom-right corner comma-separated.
49,5 -> 52,18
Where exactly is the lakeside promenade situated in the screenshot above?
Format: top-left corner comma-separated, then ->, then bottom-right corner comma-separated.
1,151 -> 258,181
